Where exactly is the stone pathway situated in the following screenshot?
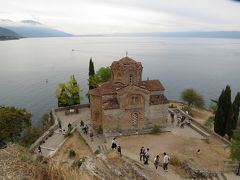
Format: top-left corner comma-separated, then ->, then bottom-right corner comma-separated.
37,107 -> 108,157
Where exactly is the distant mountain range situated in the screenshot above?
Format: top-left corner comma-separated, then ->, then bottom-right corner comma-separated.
108,31 -> 240,38
0,19 -> 73,39
0,27 -> 21,40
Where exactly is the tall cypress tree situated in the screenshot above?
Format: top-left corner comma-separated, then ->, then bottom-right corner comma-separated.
224,85 -> 233,139
88,57 -> 96,90
214,89 -> 226,136
89,57 -> 95,77
230,92 -> 240,138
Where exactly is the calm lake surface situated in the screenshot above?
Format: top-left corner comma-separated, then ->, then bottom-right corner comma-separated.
0,37 -> 240,125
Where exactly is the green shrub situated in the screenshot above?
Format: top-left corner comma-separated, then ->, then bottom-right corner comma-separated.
64,131 -> 73,138
170,155 -> 181,167
94,149 -> 100,155
204,116 -> 215,127
69,149 -> 76,157
97,126 -> 103,134
72,157 -> 86,168
151,125 -> 161,134
20,127 -> 44,147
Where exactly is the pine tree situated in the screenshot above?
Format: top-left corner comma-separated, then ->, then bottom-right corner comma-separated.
214,89 -> 226,136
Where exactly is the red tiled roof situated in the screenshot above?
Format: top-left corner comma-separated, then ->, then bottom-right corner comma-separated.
89,79 -> 165,96
150,95 -> 169,105
140,80 -> 165,91
89,81 -> 116,96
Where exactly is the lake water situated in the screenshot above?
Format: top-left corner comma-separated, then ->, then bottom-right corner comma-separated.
0,37 -> 240,125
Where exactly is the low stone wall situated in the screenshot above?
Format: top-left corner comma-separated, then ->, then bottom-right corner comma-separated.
169,108 -> 231,145
181,161 -> 218,178
54,104 -> 90,112
29,108 -> 59,152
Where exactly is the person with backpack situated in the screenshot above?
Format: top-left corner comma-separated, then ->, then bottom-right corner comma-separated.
154,155 -> 160,169
163,152 -> 170,172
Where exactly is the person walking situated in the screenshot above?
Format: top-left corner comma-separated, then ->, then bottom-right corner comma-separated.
111,138 -> 117,150
38,145 -> 42,154
144,148 -> 150,165
163,152 -> 170,172
117,145 -> 122,157
140,146 -> 145,161
154,155 -> 160,169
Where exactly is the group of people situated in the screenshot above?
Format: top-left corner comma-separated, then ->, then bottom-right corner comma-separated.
176,113 -> 191,128
80,120 -> 89,134
111,138 -> 122,156
140,147 -> 170,171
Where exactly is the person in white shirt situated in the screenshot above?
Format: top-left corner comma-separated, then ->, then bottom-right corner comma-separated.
111,138 -> 117,149
163,152 -> 170,172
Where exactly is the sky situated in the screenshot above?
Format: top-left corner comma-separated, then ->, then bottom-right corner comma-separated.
0,0 -> 240,34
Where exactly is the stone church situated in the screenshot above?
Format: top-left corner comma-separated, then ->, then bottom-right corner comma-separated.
89,56 -> 169,136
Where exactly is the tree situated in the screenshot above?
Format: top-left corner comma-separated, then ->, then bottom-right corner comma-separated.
67,75 -> 80,105
214,90 -> 227,136
214,85 -> 240,139
55,75 -> 81,107
181,88 -> 205,108
0,106 -> 32,142
88,66 -> 112,89
89,58 -> 96,90
230,92 -> 240,138
56,83 -> 69,107
96,67 -> 111,82
88,57 -> 95,77
224,85 -> 233,139
230,129 -> 240,175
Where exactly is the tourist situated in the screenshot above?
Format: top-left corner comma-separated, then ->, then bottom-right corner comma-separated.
111,138 -> 117,150
163,152 -> 170,172
68,123 -> 72,131
80,120 -> 84,127
140,146 -> 145,161
63,129 -> 66,135
59,123 -> 62,133
117,145 -> 122,157
154,155 -> 160,169
144,148 -> 150,165
38,145 -> 42,154
85,125 -> 89,134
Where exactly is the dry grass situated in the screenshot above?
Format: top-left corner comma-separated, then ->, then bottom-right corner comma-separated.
53,130 -> 92,161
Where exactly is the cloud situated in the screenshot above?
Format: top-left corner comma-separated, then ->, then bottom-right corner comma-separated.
0,0 -> 240,34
